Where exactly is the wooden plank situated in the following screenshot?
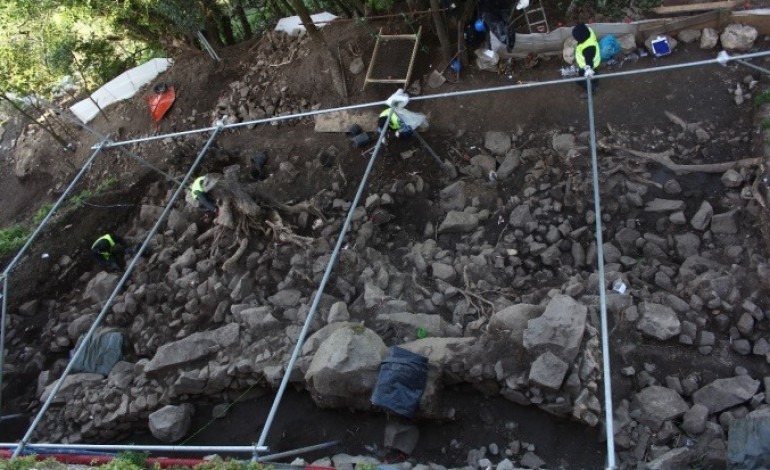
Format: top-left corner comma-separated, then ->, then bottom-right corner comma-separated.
404,26 -> 422,89
651,0 -> 738,15
366,78 -> 411,83
640,10 -> 720,37
732,11 -> 770,34
362,28 -> 383,91
380,34 -> 420,39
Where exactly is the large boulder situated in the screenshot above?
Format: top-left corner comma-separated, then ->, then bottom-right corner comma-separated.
488,304 -> 544,355
528,352 -> 569,391
437,211 -> 479,234
145,324 -> 240,374
632,385 -> 689,430
83,272 -> 120,304
399,337 -> 475,369
305,325 -> 388,409
720,24 -> 758,51
522,295 -> 586,362
692,375 -> 760,413
636,302 -> 681,340
484,131 -> 512,156
148,404 -> 194,443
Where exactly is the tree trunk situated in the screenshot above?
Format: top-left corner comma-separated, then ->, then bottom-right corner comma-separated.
289,0 -> 346,97
0,94 -> 70,148
276,0 -> 296,16
429,0 -> 452,60
331,0 -> 355,18
234,0 -> 253,39
349,0 -> 367,16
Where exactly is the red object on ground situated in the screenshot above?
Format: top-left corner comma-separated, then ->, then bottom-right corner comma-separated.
146,86 -> 176,124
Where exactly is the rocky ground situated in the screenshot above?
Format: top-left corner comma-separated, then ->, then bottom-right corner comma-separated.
2,16 -> 770,470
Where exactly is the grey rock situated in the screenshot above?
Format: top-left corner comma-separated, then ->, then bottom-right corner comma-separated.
327,301 -> 350,323
484,131 -> 512,156
675,233 -> 701,259
645,199 -> 686,213
637,302 -> 681,341
305,325 -> 388,409
551,133 -> 575,158
439,181 -> 466,211
269,289 -> 302,307
148,404 -> 194,443
509,205 -> 533,229
349,57 -> 365,75
145,324 -> 240,374
438,211 -> 478,234
488,304 -> 544,351
682,403 -> 709,435
83,272 -> 120,304
40,373 -> 103,403
471,154 -> 497,174
431,262 -> 456,281
523,295 -> 587,362
238,306 -> 279,330
633,386 -> 689,430
677,29 -> 701,43
644,447 -> 693,470
384,422 -> 419,455
528,351 -> 569,391
399,337 -> 475,366
691,201 -> 714,230
721,24 -> 758,52
711,210 -> 739,234
722,169 -> 745,188
496,150 -> 520,180
520,451 -> 545,469
700,28 -> 719,49
693,375 -> 761,413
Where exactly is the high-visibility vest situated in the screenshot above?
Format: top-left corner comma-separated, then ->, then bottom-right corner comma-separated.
92,234 -> 115,259
191,176 -> 206,196
379,109 -> 401,131
575,28 -> 601,70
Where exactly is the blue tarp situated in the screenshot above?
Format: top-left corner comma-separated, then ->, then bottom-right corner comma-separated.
371,347 -> 429,418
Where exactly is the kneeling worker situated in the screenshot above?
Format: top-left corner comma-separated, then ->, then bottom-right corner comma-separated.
190,175 -> 217,212
92,233 -> 128,272
572,22 -> 601,93
378,108 -> 413,139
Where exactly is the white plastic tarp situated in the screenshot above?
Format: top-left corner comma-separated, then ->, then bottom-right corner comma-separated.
274,12 -> 337,36
69,58 -> 173,124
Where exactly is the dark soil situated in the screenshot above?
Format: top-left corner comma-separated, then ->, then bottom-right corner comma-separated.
2,14 -> 770,469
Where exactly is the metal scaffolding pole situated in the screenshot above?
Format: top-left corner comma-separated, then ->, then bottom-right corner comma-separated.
252,108 -> 393,458
0,139 -> 107,419
11,125 -> 222,458
255,440 -> 339,462
735,59 -> 770,76
1,443 -> 267,454
93,50 -> 770,152
585,77 -> 617,470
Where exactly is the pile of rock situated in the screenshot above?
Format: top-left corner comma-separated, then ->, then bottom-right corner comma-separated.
210,31 -> 320,127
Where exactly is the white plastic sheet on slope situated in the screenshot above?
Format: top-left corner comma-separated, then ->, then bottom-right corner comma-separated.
69,58 -> 173,124
274,12 -> 338,36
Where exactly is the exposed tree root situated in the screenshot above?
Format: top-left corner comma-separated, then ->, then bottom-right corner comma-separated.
222,238 -> 249,273
605,143 -> 761,175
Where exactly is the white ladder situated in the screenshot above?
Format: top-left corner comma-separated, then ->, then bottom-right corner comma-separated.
524,1 -> 549,34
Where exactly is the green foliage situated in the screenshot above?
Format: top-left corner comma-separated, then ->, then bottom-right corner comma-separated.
100,454 -> 146,470
0,457 -> 65,470
191,459 -> 272,470
70,176 -> 118,208
755,90 -> 770,108
0,224 -> 31,258
761,117 -> 770,130
570,0 -> 662,20
366,0 -> 395,13
33,203 -> 54,224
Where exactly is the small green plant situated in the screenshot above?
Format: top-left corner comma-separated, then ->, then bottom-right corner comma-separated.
192,459 -> 272,470
355,464 -> 377,470
762,117 -> 770,130
70,176 -> 119,208
33,203 -> 54,224
755,90 -> 770,108
0,224 -> 31,258
100,453 -> 147,470
0,456 -> 63,470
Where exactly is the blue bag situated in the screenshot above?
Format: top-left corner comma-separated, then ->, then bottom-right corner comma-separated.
599,35 -> 621,62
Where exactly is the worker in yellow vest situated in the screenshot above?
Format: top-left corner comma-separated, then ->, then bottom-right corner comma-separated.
91,233 -> 128,272
572,23 -> 601,94
377,108 -> 413,139
190,175 -> 217,212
